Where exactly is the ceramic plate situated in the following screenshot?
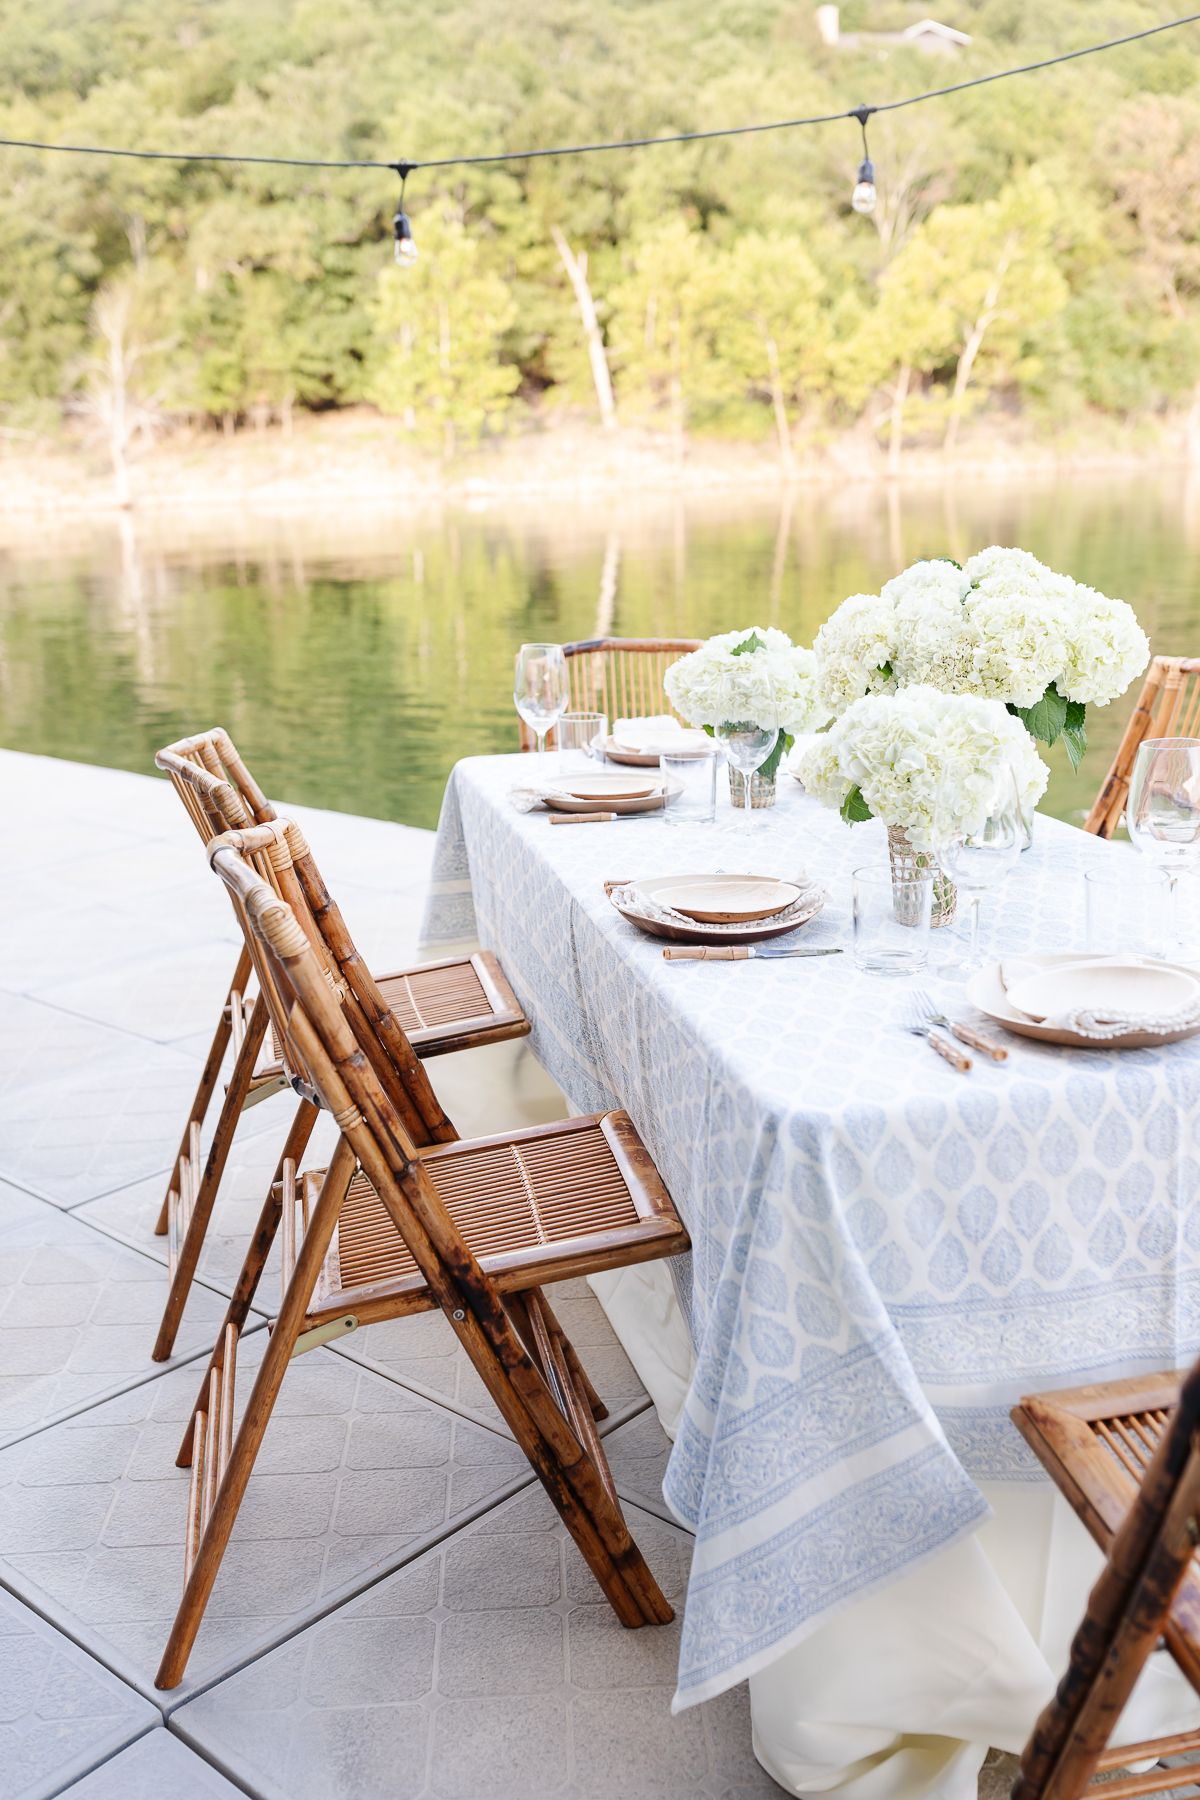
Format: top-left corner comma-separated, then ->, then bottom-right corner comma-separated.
603,736 -> 664,767
1005,959 -> 1200,1023
552,773 -> 664,802
543,779 -> 677,816
965,956 -> 1200,1050
635,873 -> 803,923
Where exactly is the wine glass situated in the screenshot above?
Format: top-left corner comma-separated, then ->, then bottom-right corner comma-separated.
935,766 -> 1025,979
1126,737 -> 1200,955
714,671 -> 778,831
514,643 -> 569,771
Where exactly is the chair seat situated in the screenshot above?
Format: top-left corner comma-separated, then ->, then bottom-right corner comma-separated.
1013,1370 -> 1200,1689
304,1112 -> 688,1327
266,950 -> 527,1075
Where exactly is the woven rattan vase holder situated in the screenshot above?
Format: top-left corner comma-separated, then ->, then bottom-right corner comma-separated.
886,826 -> 957,929
727,768 -> 777,810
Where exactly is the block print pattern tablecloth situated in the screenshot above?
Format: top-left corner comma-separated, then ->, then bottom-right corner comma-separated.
421,754 -> 1200,1709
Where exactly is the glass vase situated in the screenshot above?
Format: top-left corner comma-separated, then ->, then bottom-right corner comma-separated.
887,826 -> 957,928
727,768 -> 778,810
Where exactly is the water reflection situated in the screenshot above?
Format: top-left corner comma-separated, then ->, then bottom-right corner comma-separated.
0,474 -> 1193,831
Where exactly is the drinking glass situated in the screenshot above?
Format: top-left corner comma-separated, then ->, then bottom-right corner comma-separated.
1084,865 -> 1169,959
1126,737 -> 1200,955
514,643 -> 569,770
853,866 -> 931,975
661,745 -> 717,826
715,672 -> 778,830
557,711 -> 608,766
935,767 -> 1025,978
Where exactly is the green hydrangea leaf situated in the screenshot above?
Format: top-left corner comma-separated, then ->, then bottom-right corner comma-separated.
1062,699 -> 1088,771
840,784 -> 873,825
730,631 -> 766,656
1011,683 -> 1069,746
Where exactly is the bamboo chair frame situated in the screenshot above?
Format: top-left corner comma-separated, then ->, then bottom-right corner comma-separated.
1010,1360 -> 1200,1800
1085,658 -> 1200,838
151,727 -> 527,1362
517,637 -> 702,750
155,833 -> 689,1690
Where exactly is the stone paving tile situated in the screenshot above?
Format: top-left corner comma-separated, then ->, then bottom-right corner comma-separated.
0,1584 -> 157,1800
0,899 -> 214,997
337,1278 -> 650,1437
174,1484 -> 783,1799
57,1726 -> 249,1798
0,1335 -> 530,1701
0,1200 -> 240,1448
33,943 -> 247,1046
0,1038 -> 210,1209
0,997 -> 144,1106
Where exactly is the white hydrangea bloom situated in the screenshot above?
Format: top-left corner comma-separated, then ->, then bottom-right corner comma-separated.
664,628 -> 828,734
962,577 -> 1069,708
880,559 -> 969,611
812,593 -> 897,714
962,545 -> 1053,587
795,685 -> 1049,851
1058,588 -> 1151,706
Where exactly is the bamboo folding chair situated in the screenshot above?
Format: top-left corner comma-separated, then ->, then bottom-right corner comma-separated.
517,637 -> 701,749
1010,1359 -> 1200,1799
1085,658 -> 1200,838
155,828 -> 689,1690
151,727 -> 528,1362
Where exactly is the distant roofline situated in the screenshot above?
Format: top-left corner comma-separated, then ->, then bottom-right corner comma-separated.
902,18 -> 972,45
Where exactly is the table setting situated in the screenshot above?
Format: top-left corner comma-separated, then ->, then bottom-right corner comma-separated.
422,551 -> 1200,1799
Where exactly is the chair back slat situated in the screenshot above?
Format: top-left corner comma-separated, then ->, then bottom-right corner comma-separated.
1012,1359 -> 1200,1800
1086,657 -> 1200,838
518,637 -> 701,750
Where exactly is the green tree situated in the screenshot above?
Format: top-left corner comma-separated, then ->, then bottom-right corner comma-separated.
712,231 -> 830,471
368,216 -> 520,454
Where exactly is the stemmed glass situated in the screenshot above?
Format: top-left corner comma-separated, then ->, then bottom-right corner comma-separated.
514,643 -> 569,771
935,767 -> 1025,978
715,672 -> 778,832
1126,737 -> 1200,955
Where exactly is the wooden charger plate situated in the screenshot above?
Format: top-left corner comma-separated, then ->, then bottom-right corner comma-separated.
549,772 -> 663,802
605,876 -> 825,944
965,955 -> 1200,1050
543,778 -> 677,816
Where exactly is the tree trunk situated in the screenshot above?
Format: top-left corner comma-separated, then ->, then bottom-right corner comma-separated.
764,334 -> 796,476
592,530 -> 621,638
108,325 -> 133,508
551,225 -> 618,433
944,239 -> 1014,456
887,361 -> 911,479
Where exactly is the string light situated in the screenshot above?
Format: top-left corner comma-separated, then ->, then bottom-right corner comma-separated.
392,164 -> 417,267
849,106 -> 876,217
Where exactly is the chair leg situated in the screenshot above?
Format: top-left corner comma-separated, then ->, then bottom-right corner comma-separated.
152,994 -> 271,1362
177,1096 -> 319,1465
156,946 -> 254,1235
156,1134 -> 354,1691
512,1290 -> 619,1508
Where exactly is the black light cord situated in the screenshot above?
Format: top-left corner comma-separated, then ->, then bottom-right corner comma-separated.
0,11 -> 1196,174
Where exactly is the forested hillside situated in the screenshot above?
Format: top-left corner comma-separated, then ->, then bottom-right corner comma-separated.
4,0 -> 1200,465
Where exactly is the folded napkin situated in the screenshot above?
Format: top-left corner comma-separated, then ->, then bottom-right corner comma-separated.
999,957 -> 1200,1039
611,716 -> 711,755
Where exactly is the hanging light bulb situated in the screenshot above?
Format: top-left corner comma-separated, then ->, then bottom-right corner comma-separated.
848,107 -> 877,218
851,157 -> 877,215
392,162 -> 418,267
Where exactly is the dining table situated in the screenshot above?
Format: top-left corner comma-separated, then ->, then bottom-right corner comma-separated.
420,751 -> 1200,1800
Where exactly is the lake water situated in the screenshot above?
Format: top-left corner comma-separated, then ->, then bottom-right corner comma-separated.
1,473 -> 1196,832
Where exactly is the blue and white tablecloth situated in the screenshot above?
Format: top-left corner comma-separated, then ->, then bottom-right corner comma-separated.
421,754 -> 1200,1710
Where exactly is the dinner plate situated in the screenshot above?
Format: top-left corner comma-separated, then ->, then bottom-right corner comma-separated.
603,736 -> 664,767
965,956 -> 1200,1049
552,773 -> 664,802
634,873 -> 803,923
1005,959 -> 1200,1023
542,779 -> 677,816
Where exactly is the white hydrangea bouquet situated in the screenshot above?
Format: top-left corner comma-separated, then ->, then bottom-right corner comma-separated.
797,687 -> 1050,924
664,626 -> 829,795
813,547 -> 1149,772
